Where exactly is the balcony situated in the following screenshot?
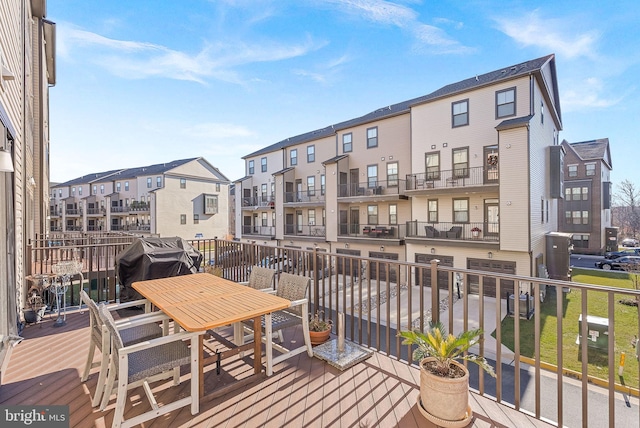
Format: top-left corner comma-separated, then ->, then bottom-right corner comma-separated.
338,179 -> 408,201
243,225 -> 276,238
13,238 -> 636,427
241,196 -> 275,210
86,207 -> 106,216
338,223 -> 405,241
406,166 -> 498,193
406,221 -> 499,242
284,224 -> 325,238
65,208 -> 82,216
283,191 -> 325,206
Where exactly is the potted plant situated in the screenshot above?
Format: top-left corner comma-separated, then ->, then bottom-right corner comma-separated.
399,322 -> 496,427
471,227 -> 481,238
308,310 -> 332,345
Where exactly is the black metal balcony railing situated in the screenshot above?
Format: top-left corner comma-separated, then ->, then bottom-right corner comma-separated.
406,166 -> 496,190
284,224 -> 326,237
242,225 -> 275,236
283,192 -> 326,204
338,179 -> 406,198
86,207 -> 106,215
24,237 -> 640,426
242,196 -> 275,208
338,223 -> 405,239
65,208 -> 82,216
405,221 -> 499,241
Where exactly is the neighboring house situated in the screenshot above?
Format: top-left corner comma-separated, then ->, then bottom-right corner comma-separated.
236,54 -> 565,294
50,158 -> 231,240
558,139 -> 613,254
0,1 -> 55,381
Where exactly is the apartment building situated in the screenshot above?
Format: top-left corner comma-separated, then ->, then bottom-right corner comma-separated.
236,54 -> 564,294
558,138 -> 613,254
50,158 -> 231,239
1,0 -> 55,378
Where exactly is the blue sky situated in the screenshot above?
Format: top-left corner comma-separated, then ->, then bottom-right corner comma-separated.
49,0 -> 639,190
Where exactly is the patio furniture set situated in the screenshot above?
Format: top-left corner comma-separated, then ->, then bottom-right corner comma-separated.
79,269 -> 314,428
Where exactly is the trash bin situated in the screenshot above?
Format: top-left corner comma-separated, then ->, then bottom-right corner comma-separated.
576,314 -> 609,352
116,236 -> 203,302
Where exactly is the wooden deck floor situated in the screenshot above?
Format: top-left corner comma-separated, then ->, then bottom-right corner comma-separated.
1,310 -> 554,428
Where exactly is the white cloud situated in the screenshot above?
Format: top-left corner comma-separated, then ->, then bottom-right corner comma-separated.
561,77 -> 629,111
57,24 -> 325,85
494,11 -> 599,59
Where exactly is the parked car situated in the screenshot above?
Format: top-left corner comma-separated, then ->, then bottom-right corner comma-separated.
621,238 -> 640,247
250,255 -> 293,273
596,255 -> 640,271
604,248 -> 640,260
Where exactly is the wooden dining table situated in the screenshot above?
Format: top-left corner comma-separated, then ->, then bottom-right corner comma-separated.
132,273 -> 291,398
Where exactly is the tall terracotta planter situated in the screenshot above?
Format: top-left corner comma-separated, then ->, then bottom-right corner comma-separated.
309,328 -> 330,345
417,357 -> 473,427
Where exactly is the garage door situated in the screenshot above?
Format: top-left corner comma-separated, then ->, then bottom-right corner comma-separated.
336,249 -> 362,276
415,254 -> 453,290
466,259 -> 515,297
369,252 -> 398,283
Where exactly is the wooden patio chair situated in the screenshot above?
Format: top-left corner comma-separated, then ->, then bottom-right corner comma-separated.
79,290 -> 161,407
240,273 -> 313,375
98,304 -> 200,428
240,266 -> 276,291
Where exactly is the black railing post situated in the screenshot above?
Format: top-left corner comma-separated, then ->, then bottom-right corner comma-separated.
430,259 -> 440,324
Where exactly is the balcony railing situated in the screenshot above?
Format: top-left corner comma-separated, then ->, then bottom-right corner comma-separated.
284,224 -> 326,237
338,179 -> 406,198
406,166 -> 496,190
65,208 -> 82,216
24,237 -> 640,426
242,225 -> 275,236
338,223 -> 405,239
283,191 -> 325,204
406,221 -> 499,242
241,196 -> 275,208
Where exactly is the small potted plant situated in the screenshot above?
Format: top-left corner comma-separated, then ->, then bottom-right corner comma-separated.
399,322 -> 496,427
308,310 -> 332,345
471,226 -> 481,238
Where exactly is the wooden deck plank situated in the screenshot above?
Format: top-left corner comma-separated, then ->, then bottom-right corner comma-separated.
1,310 -> 555,428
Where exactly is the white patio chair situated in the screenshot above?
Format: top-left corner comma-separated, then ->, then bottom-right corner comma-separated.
240,272 -> 313,375
240,266 -> 276,291
79,290 -> 162,407
98,304 -> 200,428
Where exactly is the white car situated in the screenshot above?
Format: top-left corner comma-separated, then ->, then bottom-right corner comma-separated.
252,255 -> 292,273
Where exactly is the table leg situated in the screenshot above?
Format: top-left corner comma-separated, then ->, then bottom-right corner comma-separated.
253,317 -> 262,375
191,334 -> 200,414
198,334 -> 204,398
265,313 -> 273,376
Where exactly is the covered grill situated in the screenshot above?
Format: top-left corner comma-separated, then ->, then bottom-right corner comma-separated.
116,237 -> 203,302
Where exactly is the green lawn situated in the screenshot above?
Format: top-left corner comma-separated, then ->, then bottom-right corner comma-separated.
495,268 -> 640,386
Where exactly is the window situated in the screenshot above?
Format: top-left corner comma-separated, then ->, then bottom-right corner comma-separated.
343,133 -> 352,152
58,189 -> 62,197
428,199 -> 438,223
71,187 -> 76,196
249,160 -> 255,175
272,212 -> 276,226
572,187 -> 581,201
180,178 -> 186,189
307,176 -> 315,196
425,152 -> 440,180
100,185 -> 104,194
290,149 -> 297,166
540,101 -> 544,124
496,88 -> 515,118
582,187 -> 588,200
367,165 -> 378,188
92,185 -> 97,195
308,209 -> 316,226
582,211 -> 589,224
261,157 -> 267,172
389,204 -> 397,225
570,211 -> 589,225
124,181 -> 129,191
452,147 -> 469,178
116,183 -> 121,192
261,184 -> 268,201
307,145 -> 315,163
262,212 -> 268,227
453,198 -> 469,222
216,183 -> 221,192
180,214 -> 187,225
367,205 -> 378,225
322,209 -> 326,226
367,127 -> 378,148
320,174 -> 325,195
193,214 -> 199,224
568,165 -> 578,177
586,163 -> 596,176
78,186 -> 82,196
156,177 -> 162,187
147,178 -> 152,188
204,194 -> 218,214
452,99 -> 469,127
565,211 -> 572,224
387,162 -> 398,187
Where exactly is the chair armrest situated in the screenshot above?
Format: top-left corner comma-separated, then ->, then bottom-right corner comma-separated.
238,281 -> 249,286
108,298 -> 150,311
288,298 -> 308,308
114,312 -> 171,330
262,289 -> 276,294
119,330 -> 202,355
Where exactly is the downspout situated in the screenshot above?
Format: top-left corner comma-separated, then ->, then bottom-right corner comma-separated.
528,74 -> 534,276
